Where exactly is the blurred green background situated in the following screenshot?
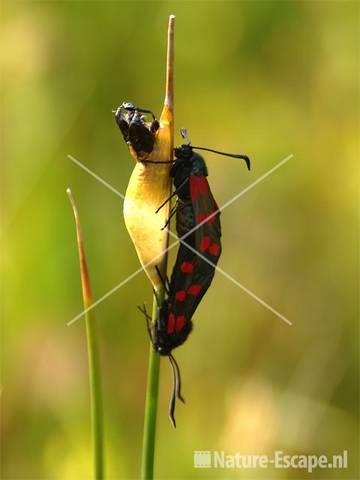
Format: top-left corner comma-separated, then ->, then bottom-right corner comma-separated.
1,1 -> 359,479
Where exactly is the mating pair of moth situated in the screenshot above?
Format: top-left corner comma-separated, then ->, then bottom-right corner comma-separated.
115,102 -> 250,426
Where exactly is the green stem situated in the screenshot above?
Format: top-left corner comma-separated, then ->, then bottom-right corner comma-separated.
67,188 -> 104,479
85,310 -> 104,479
141,14 -> 175,480
141,294 -> 162,480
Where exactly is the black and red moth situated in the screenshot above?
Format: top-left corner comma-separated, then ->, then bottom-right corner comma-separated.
142,129 -> 250,426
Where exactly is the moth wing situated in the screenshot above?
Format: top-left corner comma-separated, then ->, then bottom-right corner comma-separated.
167,176 -> 222,328
189,175 -> 222,264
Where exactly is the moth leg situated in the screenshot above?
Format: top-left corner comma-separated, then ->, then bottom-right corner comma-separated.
155,177 -> 189,214
133,106 -> 160,131
165,273 -> 171,292
152,287 -> 161,306
135,107 -> 157,120
150,117 -> 160,132
137,303 -> 153,341
155,266 -> 170,296
161,201 -> 178,231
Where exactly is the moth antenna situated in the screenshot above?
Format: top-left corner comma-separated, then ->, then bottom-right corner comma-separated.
169,353 -> 185,403
168,355 -> 178,428
191,146 -> 251,170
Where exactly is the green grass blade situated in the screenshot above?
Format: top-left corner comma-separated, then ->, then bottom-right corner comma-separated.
141,297 -> 161,480
67,188 -> 104,479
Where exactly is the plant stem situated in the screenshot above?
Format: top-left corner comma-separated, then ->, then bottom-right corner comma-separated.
165,14 -> 175,110
140,14 -> 175,480
86,310 -> 104,479
141,293 -> 163,480
67,189 -> 104,479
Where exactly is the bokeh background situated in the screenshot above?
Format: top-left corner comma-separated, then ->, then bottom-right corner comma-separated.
1,1 -> 359,479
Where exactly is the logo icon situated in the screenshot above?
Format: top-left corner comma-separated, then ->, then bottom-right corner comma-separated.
194,451 -> 212,468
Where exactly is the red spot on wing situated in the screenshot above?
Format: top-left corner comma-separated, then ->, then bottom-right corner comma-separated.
198,212 -> 206,223
190,176 -> 208,201
199,235 -> 211,252
209,243 -> 220,256
167,313 -> 175,334
180,261 -> 193,273
208,213 -> 216,224
175,290 -> 186,302
198,212 -> 215,225
175,315 -> 186,332
187,284 -> 202,296
199,177 -> 208,194
190,176 -> 200,201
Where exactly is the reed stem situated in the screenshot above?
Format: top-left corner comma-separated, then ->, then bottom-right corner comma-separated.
67,189 -> 104,479
85,309 -> 104,479
140,14 -> 175,480
141,293 -> 163,480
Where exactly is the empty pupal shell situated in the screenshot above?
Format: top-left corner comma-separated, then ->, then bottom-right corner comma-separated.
122,16 -> 175,292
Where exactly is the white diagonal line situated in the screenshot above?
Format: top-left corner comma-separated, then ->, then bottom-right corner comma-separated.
214,155 -> 292,214
68,153 -> 293,241
174,234 -> 292,325
68,267 -> 143,325
68,262 -> 155,326
67,237 -> 180,326
68,154 -> 125,200
168,154 -> 293,239
67,153 -> 293,325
